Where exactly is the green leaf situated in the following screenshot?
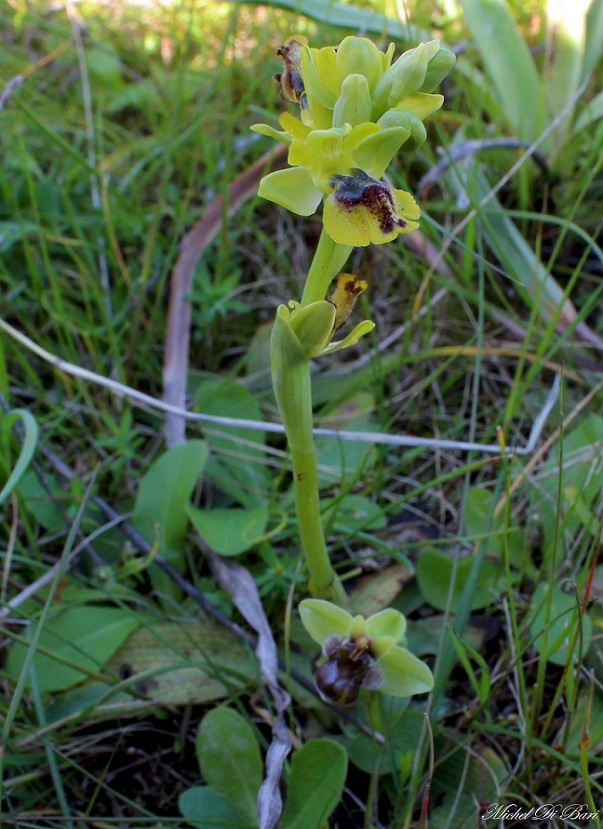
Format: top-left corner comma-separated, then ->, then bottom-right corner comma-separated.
235,0 -> 430,41
133,439 -> 208,558
416,548 -> 502,612
527,583 -> 592,666
464,486 -> 528,571
187,501 -> 269,556
0,409 -> 38,507
280,739 -> 347,829
17,470 -> 66,532
179,786 -> 253,829
194,376 -> 268,504
533,415 -> 603,563
458,0 -> 543,142
315,392 -> 377,488
196,708 -> 262,824
7,607 -> 141,693
573,89 -> 603,132
45,619 -> 257,720
347,707 -> 422,776
323,493 -> 387,533
583,0 -> 603,77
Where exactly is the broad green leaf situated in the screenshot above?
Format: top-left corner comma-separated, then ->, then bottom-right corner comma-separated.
583,0 -> 603,77
133,439 -> 208,559
416,548 -> 502,612
107,621 -> 256,705
322,493 -> 387,533
45,619 -> 256,721
527,583 -> 592,666
280,739 -> 347,829
7,607 -> 141,693
459,0 -> 544,142
0,409 -> 38,507
194,375 -> 268,504
17,470 -> 66,532
464,487 -> 529,572
179,786 -> 253,829
196,708 -> 262,824
187,501 -> 269,556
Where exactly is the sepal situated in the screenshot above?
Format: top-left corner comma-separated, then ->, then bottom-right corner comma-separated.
257,167 -> 322,215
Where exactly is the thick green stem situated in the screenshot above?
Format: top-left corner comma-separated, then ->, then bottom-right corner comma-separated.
301,230 -> 352,306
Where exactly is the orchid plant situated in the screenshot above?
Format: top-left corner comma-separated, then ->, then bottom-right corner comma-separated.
253,34 -> 454,702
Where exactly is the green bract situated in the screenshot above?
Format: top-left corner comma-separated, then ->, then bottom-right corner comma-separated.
252,35 -> 455,248
300,599 -> 434,703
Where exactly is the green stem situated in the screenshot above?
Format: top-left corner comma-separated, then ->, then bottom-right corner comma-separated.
272,229 -> 352,603
291,437 -> 346,604
271,306 -> 347,605
301,229 -> 352,306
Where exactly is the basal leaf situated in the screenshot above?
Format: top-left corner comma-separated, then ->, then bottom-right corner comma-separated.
194,375 -> 268,505
196,708 -> 262,824
280,739 -> 347,829
527,583 -> 592,666
187,502 -> 269,556
179,785 -> 253,829
416,548 -> 502,612
133,439 -> 208,558
7,607 -> 141,693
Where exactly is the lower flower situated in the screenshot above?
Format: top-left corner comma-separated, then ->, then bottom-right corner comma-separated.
300,599 -> 434,705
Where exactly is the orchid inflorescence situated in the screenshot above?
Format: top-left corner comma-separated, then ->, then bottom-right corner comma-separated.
255,34 -> 454,703
252,35 -> 454,246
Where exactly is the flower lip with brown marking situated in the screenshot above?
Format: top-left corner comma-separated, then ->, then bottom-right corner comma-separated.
331,169 -> 406,236
323,168 -> 420,246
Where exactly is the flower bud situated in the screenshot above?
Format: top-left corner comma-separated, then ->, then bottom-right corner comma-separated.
287,300 -> 336,358
372,41 -> 441,118
332,74 -> 372,128
419,47 -> 456,93
377,109 -> 427,151
335,36 -> 385,92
